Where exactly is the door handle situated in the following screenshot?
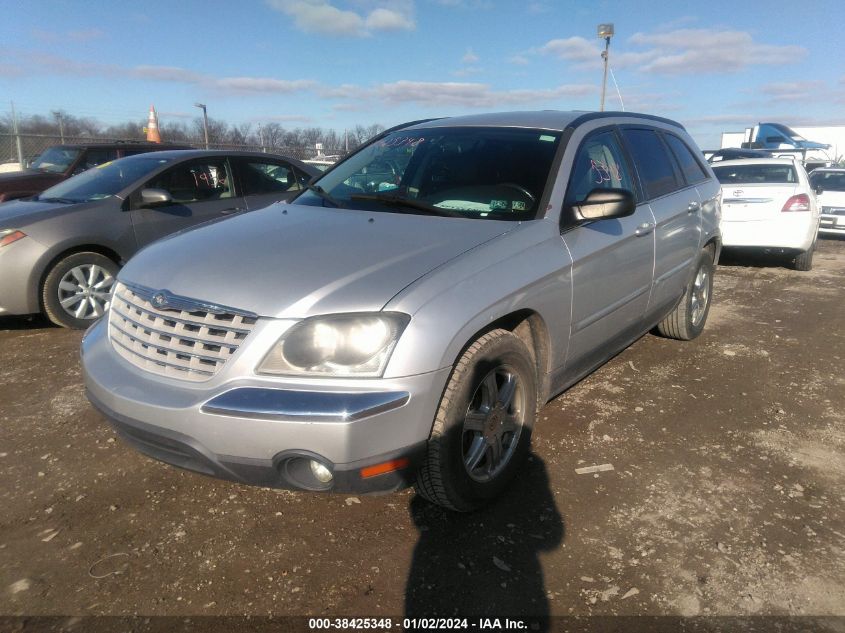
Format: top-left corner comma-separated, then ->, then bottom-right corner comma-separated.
220,207 -> 245,215
687,201 -> 701,213
634,222 -> 655,236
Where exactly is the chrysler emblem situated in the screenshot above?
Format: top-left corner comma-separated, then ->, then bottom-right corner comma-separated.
152,292 -> 168,308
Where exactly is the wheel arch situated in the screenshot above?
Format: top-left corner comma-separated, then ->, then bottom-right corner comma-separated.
448,309 -> 553,406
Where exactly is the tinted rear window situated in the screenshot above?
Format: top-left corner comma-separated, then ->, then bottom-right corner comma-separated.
712,164 -> 797,184
810,171 -> 845,192
621,128 -> 679,198
664,134 -> 709,184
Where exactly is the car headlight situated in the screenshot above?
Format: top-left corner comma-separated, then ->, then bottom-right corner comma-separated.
257,312 -> 410,377
0,229 -> 26,248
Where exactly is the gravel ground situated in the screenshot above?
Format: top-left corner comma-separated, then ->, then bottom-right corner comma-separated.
1,237 -> 843,631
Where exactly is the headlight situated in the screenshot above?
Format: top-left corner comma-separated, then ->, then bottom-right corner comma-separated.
0,229 -> 26,248
257,312 -> 410,377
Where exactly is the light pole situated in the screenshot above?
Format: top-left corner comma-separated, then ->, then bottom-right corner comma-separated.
194,102 -> 209,149
597,23 -> 614,112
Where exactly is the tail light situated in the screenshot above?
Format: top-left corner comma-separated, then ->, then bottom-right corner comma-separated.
781,194 -> 810,212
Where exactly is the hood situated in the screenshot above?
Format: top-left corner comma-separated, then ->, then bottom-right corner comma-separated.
119,203 -> 513,318
0,197 -> 90,228
0,169 -> 60,190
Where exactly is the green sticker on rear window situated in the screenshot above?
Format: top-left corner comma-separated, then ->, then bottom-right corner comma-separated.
539,135 -> 555,142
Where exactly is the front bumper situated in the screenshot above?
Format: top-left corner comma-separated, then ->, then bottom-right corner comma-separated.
819,211 -> 845,234
0,235 -> 46,316
82,318 -> 451,493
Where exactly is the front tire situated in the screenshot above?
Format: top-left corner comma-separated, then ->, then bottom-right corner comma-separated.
42,252 -> 119,329
415,329 -> 537,512
656,247 -> 714,341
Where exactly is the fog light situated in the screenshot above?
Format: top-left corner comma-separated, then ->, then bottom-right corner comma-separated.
309,460 -> 333,483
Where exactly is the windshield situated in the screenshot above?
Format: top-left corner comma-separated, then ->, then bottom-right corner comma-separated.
810,171 -> 845,192
296,127 -> 562,220
764,123 -> 806,142
713,163 -> 797,185
30,147 -> 82,173
37,156 -> 173,203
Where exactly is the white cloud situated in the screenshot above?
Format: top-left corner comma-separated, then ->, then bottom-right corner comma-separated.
212,77 -> 317,94
535,28 -> 806,76
758,80 -> 826,102
539,37 -> 601,69
366,7 -> 415,31
629,29 -> 806,74
462,48 -> 479,64
266,0 -> 414,36
508,54 -> 529,66
328,80 -> 595,109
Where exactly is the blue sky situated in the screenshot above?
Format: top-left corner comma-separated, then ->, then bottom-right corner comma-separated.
1,0 -> 843,148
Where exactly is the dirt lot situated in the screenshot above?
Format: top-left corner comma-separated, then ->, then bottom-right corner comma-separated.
1,238 -> 844,630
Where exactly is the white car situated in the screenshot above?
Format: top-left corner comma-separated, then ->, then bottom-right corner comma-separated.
809,167 -> 845,236
711,158 -> 820,270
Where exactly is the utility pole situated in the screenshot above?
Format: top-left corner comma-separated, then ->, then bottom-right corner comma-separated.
52,110 -> 65,143
10,101 -> 23,166
597,23 -> 614,112
194,102 -> 209,149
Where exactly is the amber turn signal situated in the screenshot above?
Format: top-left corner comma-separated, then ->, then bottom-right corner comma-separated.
360,458 -> 410,479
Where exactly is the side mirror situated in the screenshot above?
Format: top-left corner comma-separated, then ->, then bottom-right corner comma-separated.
569,188 -> 636,222
140,188 -> 173,207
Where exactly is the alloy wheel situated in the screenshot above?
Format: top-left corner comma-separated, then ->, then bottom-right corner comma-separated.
57,264 -> 114,320
461,365 -> 524,483
690,265 -> 709,327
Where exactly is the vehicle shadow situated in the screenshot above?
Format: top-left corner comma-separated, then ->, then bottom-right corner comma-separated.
717,249 -> 794,269
0,314 -> 55,332
404,454 -> 563,630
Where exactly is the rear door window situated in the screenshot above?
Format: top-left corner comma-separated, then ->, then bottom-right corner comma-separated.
621,128 -> 680,199
663,134 -> 709,185
238,160 -> 306,195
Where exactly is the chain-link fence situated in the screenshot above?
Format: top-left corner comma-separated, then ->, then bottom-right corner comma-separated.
0,133 -> 345,170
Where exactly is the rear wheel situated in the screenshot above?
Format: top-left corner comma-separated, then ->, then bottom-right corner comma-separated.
42,252 -> 118,329
415,329 -> 537,512
656,247 -> 714,341
792,241 -> 815,271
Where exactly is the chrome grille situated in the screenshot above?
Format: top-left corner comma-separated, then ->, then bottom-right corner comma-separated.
108,283 -> 257,382
822,206 -> 845,216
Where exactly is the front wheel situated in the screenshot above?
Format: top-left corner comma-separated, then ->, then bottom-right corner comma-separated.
656,247 -> 714,341
415,329 -> 537,512
42,252 -> 119,329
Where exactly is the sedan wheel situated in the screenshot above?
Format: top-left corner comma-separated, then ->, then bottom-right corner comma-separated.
42,252 -> 120,329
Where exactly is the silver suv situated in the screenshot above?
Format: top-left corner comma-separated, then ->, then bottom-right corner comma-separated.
82,111 -> 721,511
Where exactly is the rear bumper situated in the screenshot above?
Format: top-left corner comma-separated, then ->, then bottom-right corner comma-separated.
721,216 -> 817,251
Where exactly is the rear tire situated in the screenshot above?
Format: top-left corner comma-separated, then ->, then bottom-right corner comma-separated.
656,247 -> 714,341
42,252 -> 119,329
415,329 -> 537,512
792,242 -> 814,271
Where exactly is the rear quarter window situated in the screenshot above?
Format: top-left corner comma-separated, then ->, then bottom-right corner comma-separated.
620,128 -> 680,199
664,134 -> 709,184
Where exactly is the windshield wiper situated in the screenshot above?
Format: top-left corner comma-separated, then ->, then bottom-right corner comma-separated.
37,196 -> 79,204
348,193 -> 464,218
303,183 -> 344,208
